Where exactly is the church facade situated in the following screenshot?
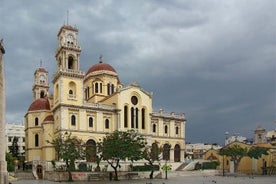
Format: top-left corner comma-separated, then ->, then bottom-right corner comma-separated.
25,24 -> 186,165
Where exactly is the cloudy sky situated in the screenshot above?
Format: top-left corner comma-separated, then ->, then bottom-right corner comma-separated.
1,0 -> 275,144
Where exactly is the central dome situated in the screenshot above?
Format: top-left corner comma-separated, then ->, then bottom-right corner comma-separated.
86,61 -> 116,76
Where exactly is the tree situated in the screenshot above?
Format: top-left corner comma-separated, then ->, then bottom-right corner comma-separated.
219,144 -> 248,173
48,132 -> 86,182
220,144 -> 269,173
247,146 -> 269,159
10,137 -> 19,158
98,130 -> 146,181
142,142 -> 162,179
6,152 -> 17,172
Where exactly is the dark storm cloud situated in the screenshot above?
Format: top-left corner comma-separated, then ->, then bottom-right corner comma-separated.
1,0 -> 275,144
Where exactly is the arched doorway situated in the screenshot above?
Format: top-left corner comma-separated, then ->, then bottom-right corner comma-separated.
36,165 -> 43,179
151,143 -> 159,160
174,144 -> 181,162
86,139 -> 96,162
163,144 -> 171,161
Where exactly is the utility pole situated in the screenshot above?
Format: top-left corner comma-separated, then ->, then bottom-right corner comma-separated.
0,39 -> 8,184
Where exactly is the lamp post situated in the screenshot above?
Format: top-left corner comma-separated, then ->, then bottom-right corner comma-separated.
14,160 -> 18,174
165,160 -> 168,179
223,131 -> 229,176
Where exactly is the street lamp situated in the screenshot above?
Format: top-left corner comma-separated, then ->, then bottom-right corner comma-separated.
14,159 -> 19,174
223,131 -> 229,176
225,132 -> 229,146
165,160 -> 168,179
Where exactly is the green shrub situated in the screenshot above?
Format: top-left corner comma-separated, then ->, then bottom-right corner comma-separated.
78,162 -> 87,171
202,161 -> 219,169
132,165 -> 159,171
195,161 -> 219,170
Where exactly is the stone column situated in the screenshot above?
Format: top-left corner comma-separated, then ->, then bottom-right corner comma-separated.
0,40 -> 8,184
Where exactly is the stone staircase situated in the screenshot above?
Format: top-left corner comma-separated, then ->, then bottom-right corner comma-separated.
87,173 -> 107,181
14,171 -> 35,180
175,162 -> 189,171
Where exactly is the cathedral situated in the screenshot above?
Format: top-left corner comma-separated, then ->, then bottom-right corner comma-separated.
25,24 -> 186,167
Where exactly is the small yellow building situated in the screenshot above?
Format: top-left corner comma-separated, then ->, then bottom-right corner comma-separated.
24,24 -> 186,171
204,141 -> 276,175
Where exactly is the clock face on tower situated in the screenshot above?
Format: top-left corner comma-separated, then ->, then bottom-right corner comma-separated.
67,34 -> 73,42
39,74 -> 46,84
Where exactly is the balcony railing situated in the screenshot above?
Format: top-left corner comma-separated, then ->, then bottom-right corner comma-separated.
152,110 -> 185,120
83,102 -> 116,111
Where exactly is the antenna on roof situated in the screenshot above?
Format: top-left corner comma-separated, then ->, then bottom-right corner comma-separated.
40,59 -> 43,67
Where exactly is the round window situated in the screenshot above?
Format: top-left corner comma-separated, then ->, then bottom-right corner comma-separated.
131,96 -> 138,105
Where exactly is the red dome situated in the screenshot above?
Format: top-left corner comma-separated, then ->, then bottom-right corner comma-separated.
28,98 -> 50,111
43,115 -> 54,123
86,61 -> 116,75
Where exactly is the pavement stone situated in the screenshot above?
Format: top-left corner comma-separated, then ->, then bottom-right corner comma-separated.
12,171 -> 276,184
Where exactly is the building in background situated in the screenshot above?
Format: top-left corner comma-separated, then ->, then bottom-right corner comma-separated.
6,123 -> 25,157
202,125 -> 276,175
185,143 -> 222,160
225,134 -> 248,146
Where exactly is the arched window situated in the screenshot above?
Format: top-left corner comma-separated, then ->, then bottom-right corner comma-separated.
107,83 -> 110,95
68,56 -> 74,69
35,117 -> 39,126
84,87 -> 90,100
176,126 -> 179,135
35,134 -> 39,147
164,125 -> 168,134
107,83 -> 115,95
55,84 -> 59,100
153,124 -> 156,133
131,107 -> 134,128
87,87 -> 90,98
151,143 -> 159,160
40,91 -> 45,98
111,84 -> 114,94
68,81 -> 76,98
89,117 -> 93,127
163,144 -> 171,160
135,108 -> 138,128
131,107 -> 138,129
85,88 -> 88,100
95,83 -> 98,93
142,108 -> 145,129
86,139 -> 96,162
71,115 -> 76,126
105,119 -> 109,129
124,106 -> 128,128
100,83 -> 102,93
174,144 -> 181,162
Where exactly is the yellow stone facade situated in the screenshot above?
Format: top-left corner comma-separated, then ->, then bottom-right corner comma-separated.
204,141 -> 276,175
25,24 -> 186,164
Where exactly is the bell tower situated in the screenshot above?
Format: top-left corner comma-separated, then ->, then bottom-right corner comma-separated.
254,126 -> 266,144
55,25 -> 81,72
32,67 -> 50,100
52,24 -> 85,107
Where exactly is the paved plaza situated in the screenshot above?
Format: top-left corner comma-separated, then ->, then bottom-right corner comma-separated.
12,171 -> 276,184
